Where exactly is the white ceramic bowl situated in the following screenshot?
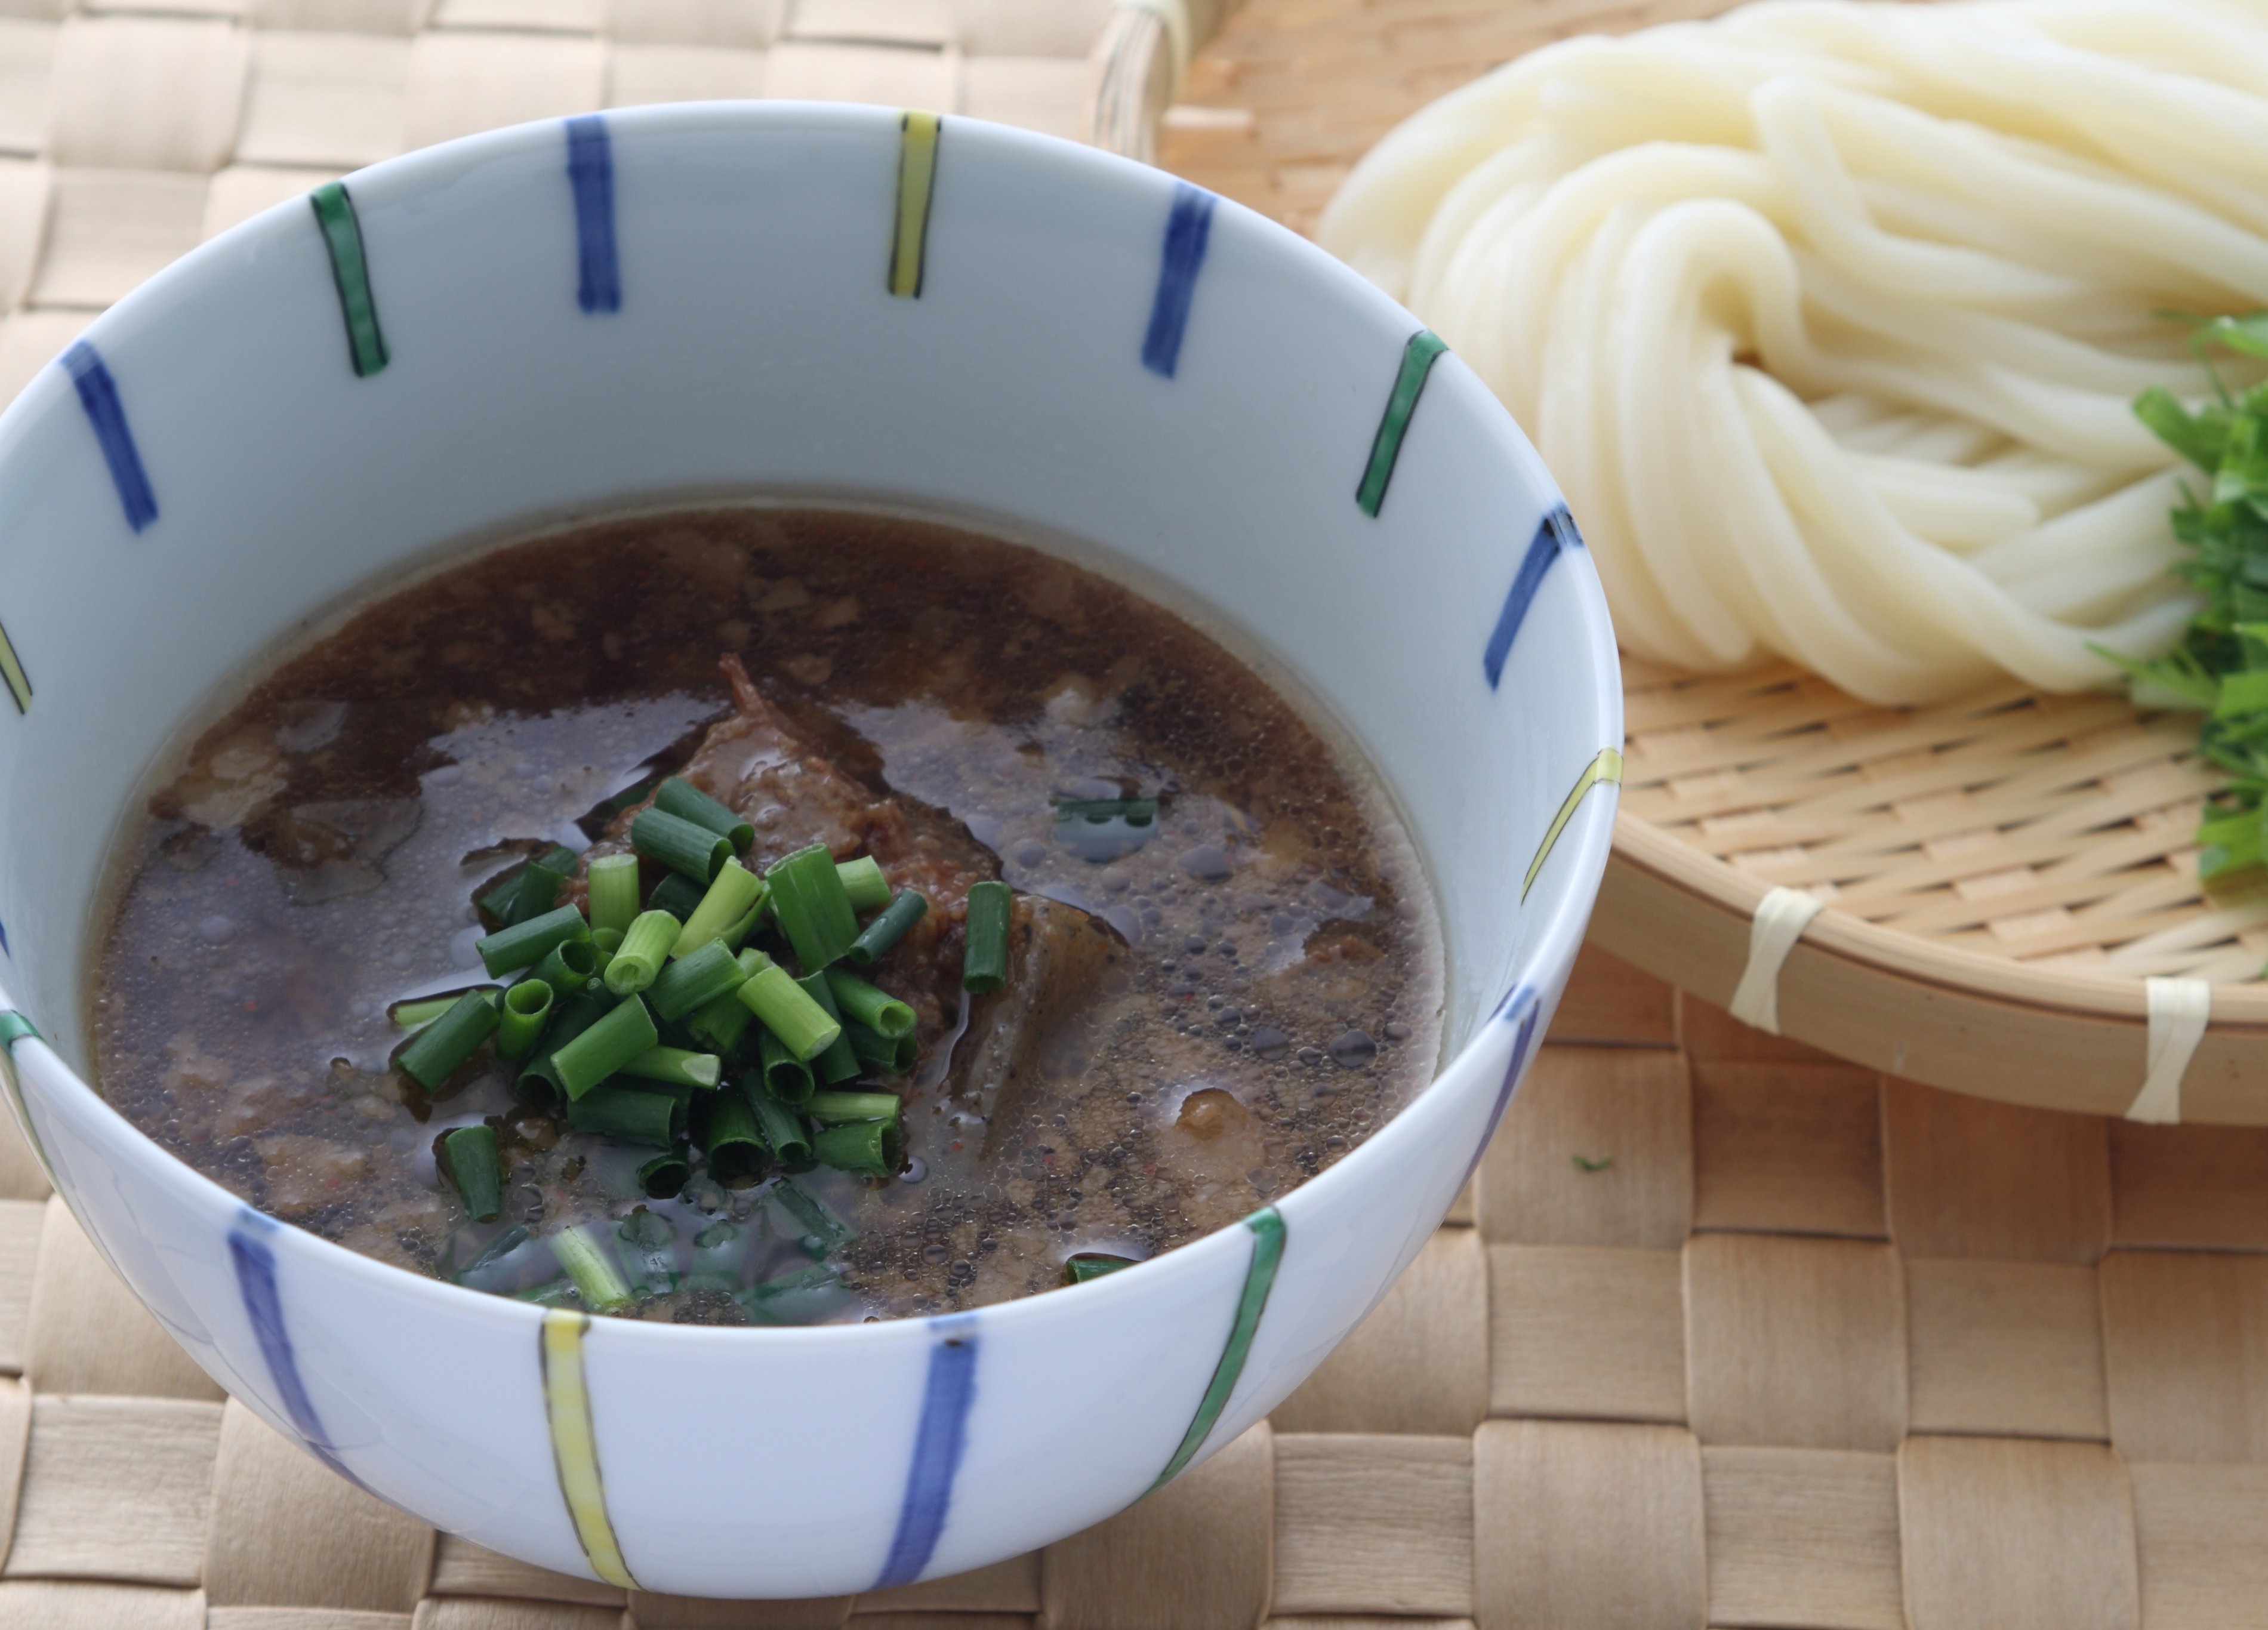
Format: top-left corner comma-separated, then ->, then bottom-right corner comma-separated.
0,104 -> 1619,1597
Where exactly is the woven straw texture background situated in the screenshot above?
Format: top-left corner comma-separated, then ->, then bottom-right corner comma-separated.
0,947 -> 2263,1628
4,0 -> 2264,1624
0,0 -> 1133,411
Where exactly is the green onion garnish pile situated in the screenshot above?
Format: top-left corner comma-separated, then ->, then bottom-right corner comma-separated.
2110,315 -> 2268,882
384,773 -> 1022,1317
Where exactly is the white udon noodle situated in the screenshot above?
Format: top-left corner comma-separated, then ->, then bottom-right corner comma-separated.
1319,0 -> 2268,704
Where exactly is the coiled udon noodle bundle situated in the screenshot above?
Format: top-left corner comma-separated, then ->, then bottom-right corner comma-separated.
1320,0 -> 2268,704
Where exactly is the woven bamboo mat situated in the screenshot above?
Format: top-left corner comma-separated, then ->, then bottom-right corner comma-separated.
0,0 -> 1143,406
2,0 -> 2263,1625
0,948 -> 2262,1628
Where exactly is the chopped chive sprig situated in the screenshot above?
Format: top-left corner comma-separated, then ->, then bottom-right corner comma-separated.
962,880 -> 1012,992
396,990 -> 500,1090
604,910 -> 679,996
442,1124 -> 503,1222
585,852 -> 642,937
550,994 -> 658,1099
836,855 -> 891,913
765,843 -> 860,970
796,969 -> 862,1085
622,1046 -> 723,1090
847,891 -> 928,966
550,1222 -> 634,1312
736,958 -> 842,1062
476,904 -> 589,978
631,806 -> 732,883
670,860 -> 763,960
654,777 -> 755,852
497,978 -> 553,1061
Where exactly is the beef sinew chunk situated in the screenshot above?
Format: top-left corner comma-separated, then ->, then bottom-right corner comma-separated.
584,656 -> 1120,1076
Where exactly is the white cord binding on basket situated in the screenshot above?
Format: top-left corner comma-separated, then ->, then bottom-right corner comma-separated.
1118,0 -> 1193,100
1727,886 -> 1825,1036
2125,976 -> 2211,1124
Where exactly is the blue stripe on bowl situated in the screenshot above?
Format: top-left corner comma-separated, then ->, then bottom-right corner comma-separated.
1457,986 -> 1542,1191
873,1314 -> 978,1589
565,115 -> 621,315
1484,506 -> 1585,691
61,342 -> 156,533
227,1215 -> 366,1490
1142,183 -> 1216,379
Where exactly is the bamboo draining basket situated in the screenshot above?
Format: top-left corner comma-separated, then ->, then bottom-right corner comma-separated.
1160,0 -> 2268,1127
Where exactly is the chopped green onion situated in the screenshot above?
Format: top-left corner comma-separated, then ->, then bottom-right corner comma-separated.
703,1090 -> 769,1183
480,844 -> 578,928
646,871 -> 708,922
738,1262 -> 851,1323
748,1086 -> 814,1166
807,1090 -> 901,1124
550,994 -> 659,1099
737,962 -> 842,1061
617,1206 -> 677,1298
515,1279 -> 580,1307
765,843 -> 860,970
604,910 -> 679,996
622,1046 -> 722,1090
822,968 -> 916,1039
454,1224 -> 535,1290
797,969 -> 862,1085
669,859 -> 763,959
396,990 -> 501,1090
390,987 -> 497,1030
1067,1253 -> 1138,1284
722,895 -> 768,950
758,1030 -> 815,1104
686,1219 -> 748,1289
476,904 -> 590,978
837,855 -> 890,913
442,1124 -> 503,1221
532,938 -> 597,999
564,1083 -> 677,1147
585,852 -> 643,938
550,1222 -> 634,1312
654,776 -> 756,852
685,948 -> 768,1055
587,775 -> 658,827
516,990 -> 610,1106
847,891 -> 929,966
631,806 -> 732,883
637,1150 -> 689,1200
648,937 -> 745,1021
768,1178 -> 850,1253
497,978 -> 554,1061
846,1022 -> 919,1077
962,880 -> 1011,992
813,1115 -> 902,1177
588,927 -> 621,985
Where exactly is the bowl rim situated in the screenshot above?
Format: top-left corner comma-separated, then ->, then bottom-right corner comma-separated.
0,98 -> 1626,1349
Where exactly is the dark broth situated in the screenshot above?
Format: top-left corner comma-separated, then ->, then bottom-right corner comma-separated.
89,509 -> 1442,1323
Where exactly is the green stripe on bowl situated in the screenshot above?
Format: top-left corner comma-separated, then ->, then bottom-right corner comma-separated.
540,1308 -> 639,1589
0,1012 -> 55,1187
310,183 -> 389,378
889,111 -> 941,300
1523,747 -> 1623,902
0,618 -> 29,714
1355,329 -> 1448,517
1150,1205 -> 1284,1491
